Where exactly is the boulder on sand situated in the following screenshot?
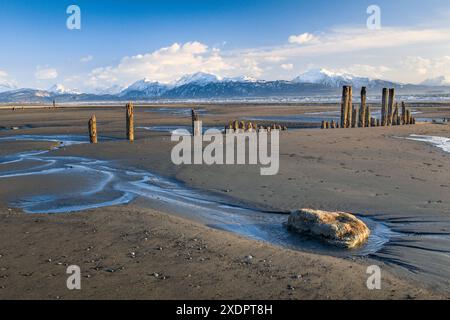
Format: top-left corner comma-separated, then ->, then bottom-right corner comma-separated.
287,209 -> 370,249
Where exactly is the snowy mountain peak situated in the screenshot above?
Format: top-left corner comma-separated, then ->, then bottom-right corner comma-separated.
292,68 -> 371,88
175,72 -> 220,86
125,78 -> 162,91
119,78 -> 169,97
223,75 -> 258,83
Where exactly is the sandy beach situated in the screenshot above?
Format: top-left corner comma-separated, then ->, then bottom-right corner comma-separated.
0,103 -> 449,299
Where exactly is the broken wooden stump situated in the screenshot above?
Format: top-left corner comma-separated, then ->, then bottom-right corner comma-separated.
393,102 -> 399,126
191,109 -> 202,136
365,105 -> 371,128
387,88 -> 395,126
406,109 -> 411,125
346,86 -> 353,128
351,104 -> 358,128
401,101 -> 407,125
126,102 -> 134,142
88,114 -> 98,144
233,120 -> 239,131
331,120 -> 336,129
340,86 -> 350,128
381,88 -> 388,126
359,87 -> 367,127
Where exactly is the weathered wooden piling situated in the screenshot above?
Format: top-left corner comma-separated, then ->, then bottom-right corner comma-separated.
88,114 -> 98,144
393,103 -> 399,126
351,105 -> 358,128
346,87 -> 353,128
401,102 -> 406,125
365,105 -> 371,128
371,117 -> 376,127
126,102 -> 134,142
381,88 -> 388,126
406,109 -> 411,125
191,109 -> 201,136
359,87 -> 367,127
376,119 -> 381,127
388,88 -> 395,126
331,120 -> 336,129
233,120 -> 239,131
341,86 -> 350,128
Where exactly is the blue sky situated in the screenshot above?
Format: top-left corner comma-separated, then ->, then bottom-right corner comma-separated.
1,0 -> 450,92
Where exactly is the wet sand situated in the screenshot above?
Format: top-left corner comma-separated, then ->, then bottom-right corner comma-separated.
0,104 -> 449,299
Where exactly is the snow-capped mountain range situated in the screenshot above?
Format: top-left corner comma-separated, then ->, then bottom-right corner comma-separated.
1,69 -> 449,103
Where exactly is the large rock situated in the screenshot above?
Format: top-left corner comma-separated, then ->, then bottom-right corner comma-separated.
287,209 -> 370,249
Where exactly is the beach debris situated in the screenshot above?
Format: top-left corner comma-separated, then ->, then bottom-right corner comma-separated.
88,114 -> 98,144
243,255 -> 254,264
126,102 -> 134,142
287,209 -> 370,249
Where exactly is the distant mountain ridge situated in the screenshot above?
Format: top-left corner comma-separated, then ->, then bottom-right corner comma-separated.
1,69 -> 450,103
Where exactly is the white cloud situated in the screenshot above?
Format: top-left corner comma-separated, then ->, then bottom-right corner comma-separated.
80,55 -> 93,63
336,64 -> 391,79
401,56 -> 450,80
0,70 -> 18,91
84,42 -> 247,89
288,33 -> 318,45
35,66 -> 58,80
281,63 -> 294,70
61,25 -> 450,91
